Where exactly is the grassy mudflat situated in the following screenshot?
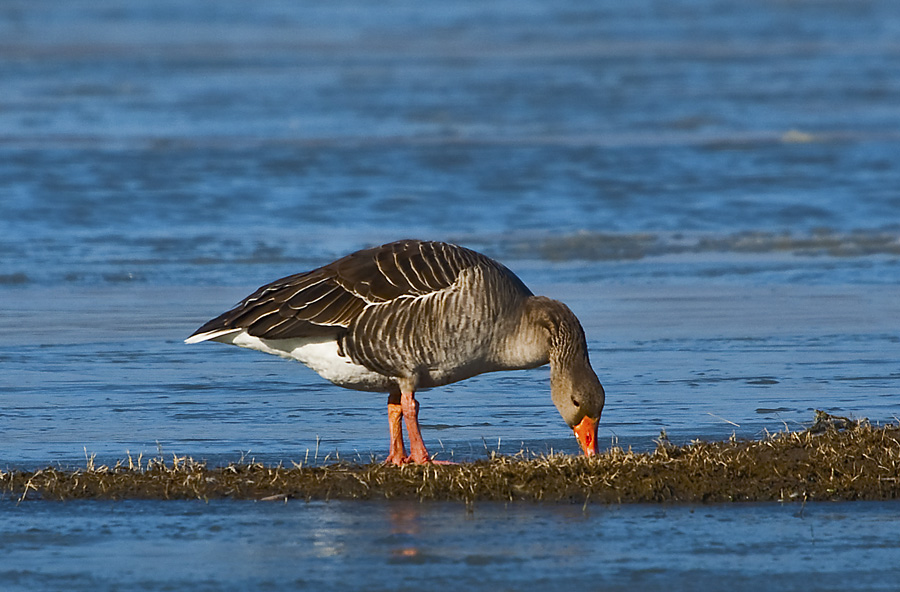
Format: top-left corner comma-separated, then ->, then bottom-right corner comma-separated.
4,413 -> 899,503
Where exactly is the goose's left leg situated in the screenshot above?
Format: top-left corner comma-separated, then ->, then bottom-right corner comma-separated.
400,390 -> 431,464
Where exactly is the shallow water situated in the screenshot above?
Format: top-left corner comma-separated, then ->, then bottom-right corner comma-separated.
2,282 -> 898,468
1,0 -> 899,588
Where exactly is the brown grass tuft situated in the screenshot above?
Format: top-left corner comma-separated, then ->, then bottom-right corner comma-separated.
3,412 -> 899,503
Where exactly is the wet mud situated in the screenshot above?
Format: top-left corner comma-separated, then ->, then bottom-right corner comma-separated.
4,413 -> 898,503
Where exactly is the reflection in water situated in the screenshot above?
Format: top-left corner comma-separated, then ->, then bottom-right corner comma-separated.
5,500 -> 899,591
388,504 -> 424,560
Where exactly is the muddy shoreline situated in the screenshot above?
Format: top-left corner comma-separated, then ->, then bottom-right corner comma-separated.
4,414 -> 898,503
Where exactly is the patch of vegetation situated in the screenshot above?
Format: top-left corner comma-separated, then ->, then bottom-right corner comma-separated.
3,412 -> 898,503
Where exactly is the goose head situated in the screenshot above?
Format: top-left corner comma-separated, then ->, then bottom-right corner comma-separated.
529,297 -> 605,456
551,355 -> 604,456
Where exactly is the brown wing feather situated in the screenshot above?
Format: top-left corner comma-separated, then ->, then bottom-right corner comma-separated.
187,266 -> 359,340
186,239 -> 514,342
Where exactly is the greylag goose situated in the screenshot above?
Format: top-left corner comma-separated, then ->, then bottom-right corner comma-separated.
186,239 -> 604,464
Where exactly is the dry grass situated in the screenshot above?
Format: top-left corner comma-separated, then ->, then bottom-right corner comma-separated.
3,412 -> 899,503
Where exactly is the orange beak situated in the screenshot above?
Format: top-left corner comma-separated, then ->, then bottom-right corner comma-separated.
573,415 -> 598,456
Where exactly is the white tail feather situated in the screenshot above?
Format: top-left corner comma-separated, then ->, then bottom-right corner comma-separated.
184,328 -> 241,344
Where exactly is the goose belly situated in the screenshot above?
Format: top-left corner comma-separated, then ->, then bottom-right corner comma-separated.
217,331 -> 392,392
415,358 -> 499,389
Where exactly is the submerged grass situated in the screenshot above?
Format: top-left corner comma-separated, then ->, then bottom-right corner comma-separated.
3,412 -> 899,503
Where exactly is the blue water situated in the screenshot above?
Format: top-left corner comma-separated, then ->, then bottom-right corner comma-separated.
2,500 -> 900,592
1,0 -> 899,588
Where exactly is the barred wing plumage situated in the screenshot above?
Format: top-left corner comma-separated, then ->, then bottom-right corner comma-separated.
187,240 -> 532,349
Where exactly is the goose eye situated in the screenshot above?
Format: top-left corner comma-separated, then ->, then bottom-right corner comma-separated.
571,397 -> 580,408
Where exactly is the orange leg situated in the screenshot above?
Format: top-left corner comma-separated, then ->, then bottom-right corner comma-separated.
385,391 -> 406,465
401,390 -> 431,464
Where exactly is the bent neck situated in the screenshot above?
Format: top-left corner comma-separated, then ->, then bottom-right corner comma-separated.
523,296 -> 603,426
492,296 -> 594,379
524,296 -> 589,365
544,302 -> 594,398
